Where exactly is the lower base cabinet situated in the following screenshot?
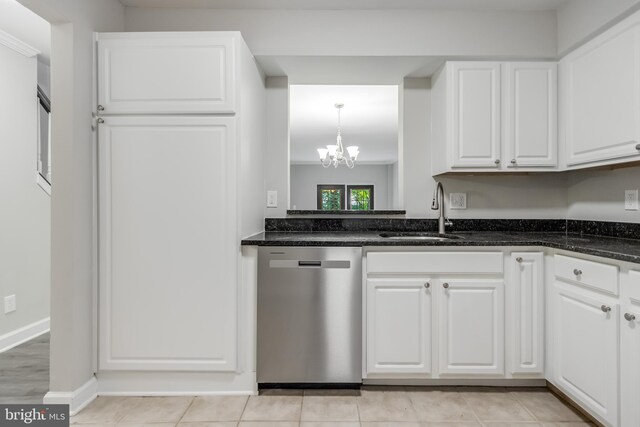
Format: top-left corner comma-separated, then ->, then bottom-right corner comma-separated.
366,278 -> 432,375
552,283 -> 619,426
438,279 -> 505,375
621,270 -> 640,427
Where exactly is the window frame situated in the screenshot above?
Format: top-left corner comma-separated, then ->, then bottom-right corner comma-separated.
347,185 -> 375,211
316,184 -> 345,210
36,85 -> 51,195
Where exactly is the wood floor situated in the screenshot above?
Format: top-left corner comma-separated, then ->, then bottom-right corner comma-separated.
0,333 -> 49,404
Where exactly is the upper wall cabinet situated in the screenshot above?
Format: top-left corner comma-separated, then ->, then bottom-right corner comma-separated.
431,61 -> 557,174
97,32 -> 237,114
561,15 -> 640,168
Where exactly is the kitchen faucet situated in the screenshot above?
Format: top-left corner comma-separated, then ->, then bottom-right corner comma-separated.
431,181 -> 453,234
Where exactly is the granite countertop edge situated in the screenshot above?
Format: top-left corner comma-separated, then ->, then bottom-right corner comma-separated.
241,232 -> 640,264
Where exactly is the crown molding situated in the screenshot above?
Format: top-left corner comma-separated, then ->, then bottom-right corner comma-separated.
0,29 -> 40,57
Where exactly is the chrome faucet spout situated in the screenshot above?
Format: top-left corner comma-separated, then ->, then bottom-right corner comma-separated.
431,181 -> 450,234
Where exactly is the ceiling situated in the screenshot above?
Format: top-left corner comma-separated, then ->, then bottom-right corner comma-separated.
120,0 -> 569,10
290,85 -> 398,165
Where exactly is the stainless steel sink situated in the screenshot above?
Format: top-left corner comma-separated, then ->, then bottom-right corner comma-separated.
378,232 -> 462,241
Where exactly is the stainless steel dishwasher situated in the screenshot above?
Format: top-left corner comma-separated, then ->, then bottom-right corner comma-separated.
257,246 -> 362,385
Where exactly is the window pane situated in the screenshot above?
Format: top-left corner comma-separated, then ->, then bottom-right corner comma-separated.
350,189 -> 371,210
321,189 -> 343,210
38,103 -> 50,183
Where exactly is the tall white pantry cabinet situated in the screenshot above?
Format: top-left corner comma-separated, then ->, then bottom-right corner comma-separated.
96,32 -> 265,389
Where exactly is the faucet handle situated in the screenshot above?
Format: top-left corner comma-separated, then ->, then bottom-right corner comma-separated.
444,218 -> 453,227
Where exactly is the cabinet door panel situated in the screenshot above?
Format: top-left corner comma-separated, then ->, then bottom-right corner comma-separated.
98,33 -> 236,114
366,279 -> 432,375
621,270 -> 640,427
451,62 -> 501,168
553,285 -> 618,425
564,23 -> 640,166
505,63 -> 557,167
511,252 -> 544,374
98,116 -> 237,371
438,280 -> 504,375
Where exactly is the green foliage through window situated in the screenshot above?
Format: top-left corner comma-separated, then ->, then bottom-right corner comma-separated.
349,188 -> 371,210
321,188 -> 343,210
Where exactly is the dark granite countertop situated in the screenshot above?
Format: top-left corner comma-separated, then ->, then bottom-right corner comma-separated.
241,231 -> 640,264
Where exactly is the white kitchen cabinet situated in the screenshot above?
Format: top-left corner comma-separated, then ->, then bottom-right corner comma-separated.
620,270 -> 640,427
438,279 -> 505,375
561,14 -> 640,168
97,32 -> 237,114
366,278 -> 432,376
431,61 -> 558,174
510,252 -> 544,374
504,63 -> 557,168
98,116 -> 238,371
552,283 -> 619,426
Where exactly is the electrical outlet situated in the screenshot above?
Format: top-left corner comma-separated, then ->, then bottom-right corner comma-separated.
4,295 -> 16,314
450,193 -> 467,210
625,190 -> 638,210
267,190 -> 278,208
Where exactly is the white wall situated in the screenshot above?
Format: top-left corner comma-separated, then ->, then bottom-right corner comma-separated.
566,167 -> 640,222
264,77 -> 289,218
19,0 -> 125,401
290,164 -> 394,210
557,0 -> 640,54
124,8 -> 557,58
0,43 -> 50,340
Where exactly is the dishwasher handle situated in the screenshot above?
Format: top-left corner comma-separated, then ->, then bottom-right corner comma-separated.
269,260 -> 351,269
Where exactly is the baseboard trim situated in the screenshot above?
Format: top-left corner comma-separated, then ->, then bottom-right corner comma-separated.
0,318 -> 50,353
44,377 -> 98,416
363,378 -> 547,387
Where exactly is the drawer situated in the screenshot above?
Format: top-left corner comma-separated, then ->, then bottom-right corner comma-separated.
555,254 -> 619,295
367,252 -> 503,275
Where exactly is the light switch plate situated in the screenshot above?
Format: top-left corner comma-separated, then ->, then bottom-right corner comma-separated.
4,295 -> 16,314
267,190 -> 278,208
450,193 -> 467,210
625,190 -> 638,210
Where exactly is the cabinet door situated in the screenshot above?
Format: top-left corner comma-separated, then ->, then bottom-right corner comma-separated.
553,285 -> 618,426
504,63 -> 557,167
438,279 -> 504,375
621,271 -> 640,427
98,116 -> 237,371
97,33 -> 236,114
366,278 -> 432,375
450,62 -> 502,168
563,22 -> 640,166
510,253 -> 544,374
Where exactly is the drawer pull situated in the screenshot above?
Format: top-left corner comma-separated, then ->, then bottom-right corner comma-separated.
516,257 -> 523,263
424,282 -> 431,289
494,159 -> 501,165
636,143 -> 640,151
601,305 -> 611,313
573,269 -> 582,276
625,313 -> 636,321
443,282 -> 450,289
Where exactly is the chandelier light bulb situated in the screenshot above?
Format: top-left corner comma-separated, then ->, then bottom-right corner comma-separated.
317,148 -> 328,160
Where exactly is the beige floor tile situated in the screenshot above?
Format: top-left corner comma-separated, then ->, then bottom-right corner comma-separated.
72,424 -> 116,427
301,423 -> 360,427
361,423 -> 420,427
511,391 -> 585,422
241,396 -> 302,421
357,393 -> 418,422
301,396 -> 359,422
71,396 -> 142,424
460,391 -> 535,422
421,423 -> 482,427
481,423 -> 542,427
540,423 -> 594,427
180,396 -> 248,422
117,424 -> 177,427
177,423 -> 237,427
407,390 -> 477,422
238,423 -> 299,427
119,397 -> 194,423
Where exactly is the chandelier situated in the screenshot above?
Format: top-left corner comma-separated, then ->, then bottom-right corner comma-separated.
317,103 -> 359,168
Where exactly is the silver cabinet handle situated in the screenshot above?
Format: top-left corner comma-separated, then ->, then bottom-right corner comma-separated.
424,282 -> 431,289
511,159 -> 516,164
636,143 -> 640,151
443,282 -> 450,289
625,313 -> 636,321
516,257 -> 523,263
494,159 -> 501,165
601,305 -> 611,313
573,269 -> 582,276
97,105 -> 105,111
97,118 -> 105,124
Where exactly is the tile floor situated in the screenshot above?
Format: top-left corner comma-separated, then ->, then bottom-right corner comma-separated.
70,387 -> 594,427
0,333 -> 49,404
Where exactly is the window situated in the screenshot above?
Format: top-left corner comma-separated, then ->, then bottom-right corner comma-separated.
37,85 -> 51,193
317,185 -> 345,210
347,185 -> 374,210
